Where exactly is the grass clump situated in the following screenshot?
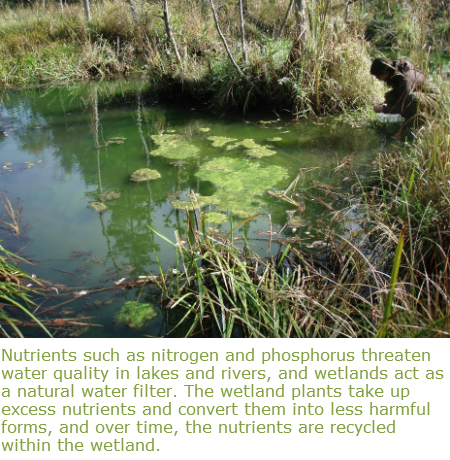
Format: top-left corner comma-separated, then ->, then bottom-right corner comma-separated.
144,84 -> 450,338
0,244 -> 52,338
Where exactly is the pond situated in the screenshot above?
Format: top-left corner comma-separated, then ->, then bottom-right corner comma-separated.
0,78 -> 382,337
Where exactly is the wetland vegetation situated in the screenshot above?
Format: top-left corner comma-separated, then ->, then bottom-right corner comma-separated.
0,0 -> 449,337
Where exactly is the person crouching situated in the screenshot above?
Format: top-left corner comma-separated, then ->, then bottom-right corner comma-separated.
370,57 -> 438,126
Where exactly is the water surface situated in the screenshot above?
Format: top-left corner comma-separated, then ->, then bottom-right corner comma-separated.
0,79 -> 381,337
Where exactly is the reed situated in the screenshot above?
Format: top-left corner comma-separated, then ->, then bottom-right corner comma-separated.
0,191 -> 22,234
0,244 -> 52,338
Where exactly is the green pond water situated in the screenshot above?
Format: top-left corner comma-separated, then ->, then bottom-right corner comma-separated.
0,78 -> 383,337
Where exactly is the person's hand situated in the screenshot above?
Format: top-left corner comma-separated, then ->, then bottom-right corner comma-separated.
373,104 -> 386,113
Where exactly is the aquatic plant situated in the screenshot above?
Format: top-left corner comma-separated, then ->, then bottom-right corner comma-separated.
196,157 -> 288,217
130,168 -> 161,182
0,192 -> 22,235
170,195 -> 212,211
207,136 -> 238,148
100,191 -> 121,201
203,212 -> 228,225
151,134 -> 200,160
115,300 -> 159,330
0,245 -> 52,338
226,139 -> 276,158
90,202 -> 108,213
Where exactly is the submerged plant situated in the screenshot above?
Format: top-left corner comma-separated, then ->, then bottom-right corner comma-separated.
115,300 -> 159,330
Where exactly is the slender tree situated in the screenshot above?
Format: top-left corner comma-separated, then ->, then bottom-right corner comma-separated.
162,0 -> 182,65
128,0 -> 139,23
208,0 -> 245,78
239,0 -> 248,64
83,0 -> 91,22
294,0 -> 308,43
275,0 -> 296,40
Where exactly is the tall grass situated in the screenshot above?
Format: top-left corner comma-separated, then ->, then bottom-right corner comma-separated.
146,78 -> 450,338
0,244 -> 52,338
0,0 -> 395,115
2,1 -> 445,113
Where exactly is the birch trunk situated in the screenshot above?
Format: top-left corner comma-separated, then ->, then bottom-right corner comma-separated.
162,0 -> 182,65
128,0 -> 139,23
83,0 -> 91,22
239,0 -> 248,64
294,0 -> 307,43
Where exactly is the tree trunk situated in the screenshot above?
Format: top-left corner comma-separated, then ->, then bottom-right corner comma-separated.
128,0 -> 139,23
208,0 -> 245,78
239,0 -> 248,64
162,0 -> 182,65
294,0 -> 307,43
275,0 -> 296,40
83,0 -> 91,22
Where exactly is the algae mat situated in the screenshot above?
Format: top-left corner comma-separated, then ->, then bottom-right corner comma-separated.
196,157 -> 288,218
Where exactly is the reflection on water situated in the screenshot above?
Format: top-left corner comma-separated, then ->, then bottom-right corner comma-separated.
0,79 -> 381,337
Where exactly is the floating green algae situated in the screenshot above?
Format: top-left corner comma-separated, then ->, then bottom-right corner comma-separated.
170,194 -> 214,210
90,202 -> 108,213
207,136 -> 238,148
196,157 -> 288,217
100,191 -> 121,201
130,168 -> 161,182
226,138 -> 276,158
150,133 -> 199,160
115,301 -> 158,330
203,212 -> 228,224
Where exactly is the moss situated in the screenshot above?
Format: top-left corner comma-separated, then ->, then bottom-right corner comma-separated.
150,134 -> 199,160
226,138 -> 276,158
203,212 -> 228,224
207,136 -> 238,147
130,169 -> 161,182
100,191 -> 121,201
90,202 -> 108,213
196,157 -> 288,217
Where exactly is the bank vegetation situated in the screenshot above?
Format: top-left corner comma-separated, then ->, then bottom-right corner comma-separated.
0,0 -> 449,337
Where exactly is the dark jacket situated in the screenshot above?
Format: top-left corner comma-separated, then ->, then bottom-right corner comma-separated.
383,62 -> 425,116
